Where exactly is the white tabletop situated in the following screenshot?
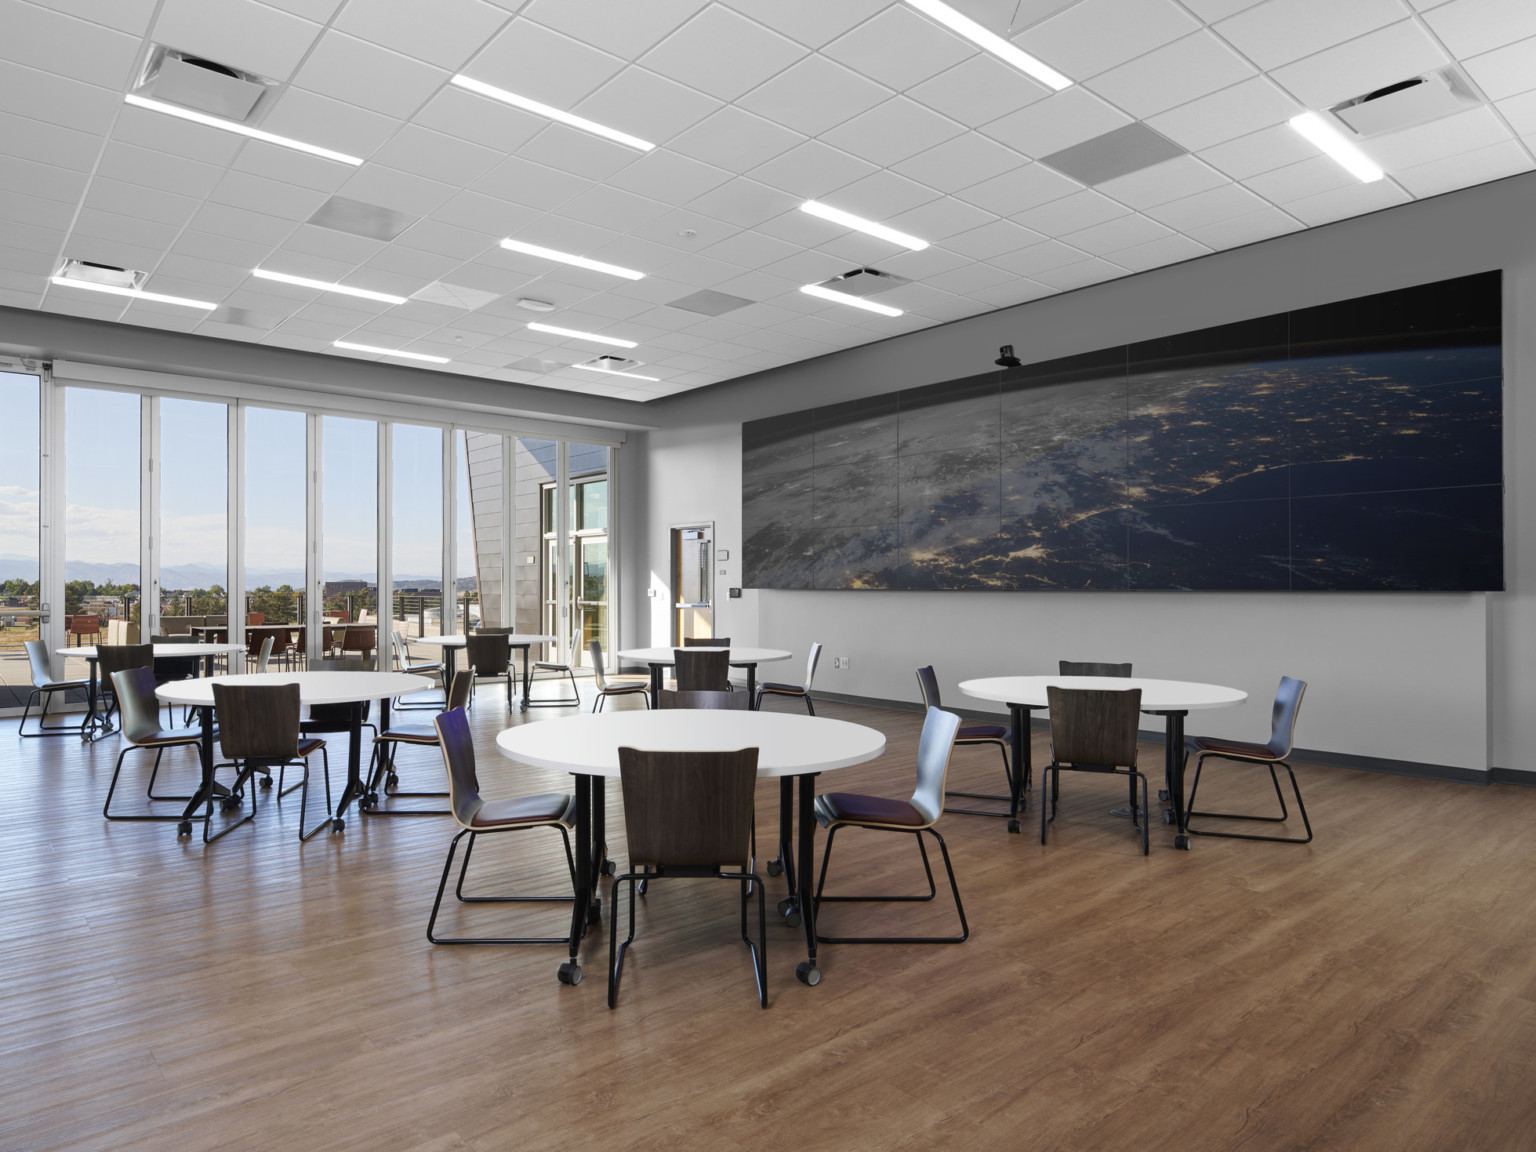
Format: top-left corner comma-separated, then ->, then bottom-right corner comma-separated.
958,676 -> 1247,711
156,670 -> 433,707
496,709 -> 885,779
417,633 -> 558,648
64,643 -> 244,660
617,646 -> 793,665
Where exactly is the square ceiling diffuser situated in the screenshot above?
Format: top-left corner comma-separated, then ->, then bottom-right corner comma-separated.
308,196 -> 415,241
1038,123 -> 1188,186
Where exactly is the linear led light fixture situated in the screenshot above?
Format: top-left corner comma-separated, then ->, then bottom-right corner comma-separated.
123,94 -> 363,165
253,268 -> 408,305
800,201 -> 929,251
1288,112 -> 1384,183
573,363 -> 660,382
799,283 -> 904,317
450,75 -> 655,151
527,322 -> 637,348
49,276 -> 217,310
499,238 -> 645,280
333,340 -> 449,364
903,0 -> 1071,91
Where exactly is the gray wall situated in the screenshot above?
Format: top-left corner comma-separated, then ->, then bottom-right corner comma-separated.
638,171 -> 1536,777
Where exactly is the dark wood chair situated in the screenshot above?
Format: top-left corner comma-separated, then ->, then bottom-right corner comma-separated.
1185,677 -> 1312,845
658,689 -> 749,710
465,632 -> 517,709
427,707 -> 577,945
916,664 -> 1013,821
756,642 -> 821,714
96,642 -> 153,728
1059,660 -> 1133,677
103,666 -> 204,822
609,746 -> 766,1008
1042,686 -> 1148,855
210,682 -> 330,843
364,670 -> 473,816
683,636 -> 734,693
674,647 -> 729,693
18,640 -> 89,738
812,706 -> 968,946
589,640 -> 649,712
341,625 -> 376,663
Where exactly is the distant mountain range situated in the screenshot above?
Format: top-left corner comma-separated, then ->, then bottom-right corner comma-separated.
0,555 -> 443,588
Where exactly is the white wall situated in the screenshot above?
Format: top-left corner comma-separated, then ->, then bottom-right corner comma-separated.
638,172 -> 1536,776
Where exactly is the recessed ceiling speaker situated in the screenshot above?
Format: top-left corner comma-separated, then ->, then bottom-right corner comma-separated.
515,298 -> 556,312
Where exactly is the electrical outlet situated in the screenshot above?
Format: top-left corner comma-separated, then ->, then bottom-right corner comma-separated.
844,656 -> 852,669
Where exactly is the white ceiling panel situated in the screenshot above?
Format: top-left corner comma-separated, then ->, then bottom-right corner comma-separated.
980,87 -> 1134,159
1198,123 -> 1318,180
1463,36 -> 1536,102
1268,20 -> 1451,109
1087,32 -> 1257,120
1146,181 -> 1273,229
1147,77 -> 1300,153
0,110 -> 102,173
292,33 -> 450,121
639,6 -> 805,102
748,141 -> 880,199
1393,138 -> 1533,197
607,148 -> 734,204
1501,90 -> 1536,136
941,218 -> 1047,259
573,67 -> 723,145
258,89 -> 405,159
333,0 -> 511,70
1062,213 -> 1174,255
905,53 -> 1052,127
1213,0 -> 1411,70
1280,178 -> 1411,226
0,1 -> 142,90
1095,155 -> 1229,210
1032,257 -> 1125,290
821,4 -> 976,91
955,162 -> 1081,216
1421,0 -> 1536,59
717,0 -> 893,50
519,0 -> 707,60
1109,232 -> 1213,271
0,61 -> 122,134
1362,107 -> 1512,171
819,97 -> 967,168
735,55 -> 892,136
668,106 -> 806,173
890,133 -> 1025,194
152,0 -> 323,82
466,19 -> 625,108
25,0 -> 159,36
1013,189 -> 1131,234
1017,0 -> 1199,79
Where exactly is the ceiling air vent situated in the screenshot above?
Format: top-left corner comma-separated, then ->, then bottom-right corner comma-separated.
815,267 -> 910,298
577,355 -> 642,372
57,260 -> 143,290
137,45 -> 273,122
1330,68 -> 1480,137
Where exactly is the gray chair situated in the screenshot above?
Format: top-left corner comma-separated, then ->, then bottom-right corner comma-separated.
916,665 -> 1012,821
812,706 -> 967,946
674,647 -> 729,693
18,640 -> 89,738
391,630 -> 445,710
427,707 -> 577,945
528,640 -> 580,708
755,642 -> 822,714
1185,676 -> 1312,845
209,682 -> 330,843
363,669 -> 473,816
1041,686 -> 1148,855
103,666 -> 204,822
589,640 -> 649,712
608,746 -> 766,1009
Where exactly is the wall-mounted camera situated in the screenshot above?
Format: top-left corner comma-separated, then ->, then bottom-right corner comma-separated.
995,344 -> 1021,368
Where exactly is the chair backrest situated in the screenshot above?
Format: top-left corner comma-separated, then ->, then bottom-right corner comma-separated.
68,614 -> 100,636
157,615 -> 197,635
445,668 -> 473,711
1266,676 -> 1307,758
256,634 -> 274,673
800,642 -> 823,691
213,682 -> 302,761
589,640 -> 610,690
341,626 -> 374,653
24,640 -> 55,687
475,626 -> 514,635
910,706 -> 963,825
618,746 -> 758,869
112,666 -> 164,744
1046,686 -> 1141,770
1059,660 -> 1133,677
683,636 -> 730,647
433,707 -> 484,829
915,665 -> 942,710
658,689 -> 749,710
247,612 -> 265,626
151,633 -> 198,644
98,643 -> 153,680
465,632 -> 510,676
674,647 -> 729,692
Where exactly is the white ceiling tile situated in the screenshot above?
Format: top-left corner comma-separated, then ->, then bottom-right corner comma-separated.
368,126 -> 504,188
333,166 -> 457,218
225,142 -> 357,196
980,87 -> 1133,159
1031,257 -> 1125,290
1086,32 -> 1257,120
629,206 -> 740,251
965,278 -> 1056,308
821,4 -> 976,91
669,106 -> 807,172
1143,181 -> 1271,229
825,169 -> 943,218
520,0 -> 708,60
717,0 -> 892,50
1213,0 -> 1411,70
1394,137 -> 1533,196
291,33 -> 450,120
954,162 -> 1081,214
912,252 -> 1026,289
25,0 -> 158,35
466,19 -> 625,108
259,89 -> 405,160
95,142 -> 223,200
64,222 -> 176,264
1016,0 -> 1198,79
1243,153 -> 1357,201
279,223 -> 386,264
1363,106 -> 1512,170
573,67 -> 723,146
1500,89 -> 1536,135
608,149 -> 734,204
0,156 -> 89,204
1463,36 -> 1536,101
412,86 -> 548,153
1061,213 -> 1174,255
906,53 -> 1052,127
0,241 -> 62,272
188,201 -> 301,245
1422,0 -> 1536,58
819,98 -> 967,168
736,55 -> 892,136
41,294 -> 129,321
394,219 -> 495,261
1180,0 -> 1265,17
206,166 -> 328,219
473,155 -> 591,211
172,229 -> 273,267
1096,155 -> 1229,210
554,185 -> 672,233
152,0 -> 322,82
758,248 -> 858,284
891,133 -> 1026,194
1147,77 -> 1301,153
1107,233 -> 1213,271
696,230 -> 802,269
940,218 -> 1045,259
684,178 -> 800,228
884,196 -> 996,241
1198,123 -> 1317,179
83,177 -> 201,228
0,189 -> 74,231
0,62 -> 120,135
259,0 -> 345,20
1280,178 -> 1411,225
639,6 -> 806,101
517,124 -> 640,181
332,0 -> 510,70
0,1 -> 140,90
1012,189 -> 1130,234
157,253 -> 251,288
748,141 -> 880,199
0,109 -> 100,172
1268,21 -> 1450,109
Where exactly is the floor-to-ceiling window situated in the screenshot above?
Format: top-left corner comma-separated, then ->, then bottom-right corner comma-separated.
321,416 -> 378,663
159,398 -> 229,627
569,443 -> 610,667
244,406 -> 307,657
391,423 -> 444,655
0,370 -> 41,707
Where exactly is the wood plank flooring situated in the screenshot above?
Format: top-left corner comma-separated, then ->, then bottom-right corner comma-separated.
3,690 -> 1535,1151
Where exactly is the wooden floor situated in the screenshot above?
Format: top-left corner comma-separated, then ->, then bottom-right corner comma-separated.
4,688 -> 1536,1151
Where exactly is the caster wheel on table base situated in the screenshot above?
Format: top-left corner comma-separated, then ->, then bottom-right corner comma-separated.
1174,834 -> 1191,850
766,860 -> 783,877
1158,789 -> 1169,802
796,962 -> 821,986
557,961 -> 583,985
385,773 -> 399,790
1007,819 -> 1021,834
332,817 -> 344,833
587,904 -> 602,927
601,860 -> 616,877
177,821 -> 192,837
259,777 -> 273,790
783,907 -> 802,928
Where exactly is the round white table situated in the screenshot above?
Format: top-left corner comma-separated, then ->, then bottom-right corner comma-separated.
415,634 -> 558,709
62,642 -> 243,740
157,670 -> 431,841
615,646 -> 792,707
958,676 -> 1248,848
497,709 -> 885,987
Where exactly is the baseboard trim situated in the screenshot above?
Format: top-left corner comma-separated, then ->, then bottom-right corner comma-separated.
808,689 -> 1520,788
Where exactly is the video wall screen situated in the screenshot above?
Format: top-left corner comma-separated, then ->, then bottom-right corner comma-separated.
742,271 -> 1503,592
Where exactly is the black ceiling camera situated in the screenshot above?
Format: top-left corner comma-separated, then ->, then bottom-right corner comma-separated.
995,344 -> 1021,368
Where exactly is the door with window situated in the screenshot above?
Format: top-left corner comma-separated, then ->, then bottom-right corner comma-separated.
671,524 -> 713,644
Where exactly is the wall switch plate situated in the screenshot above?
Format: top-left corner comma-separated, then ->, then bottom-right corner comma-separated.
728,588 -> 741,598
717,549 -> 730,560
647,588 -> 658,598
